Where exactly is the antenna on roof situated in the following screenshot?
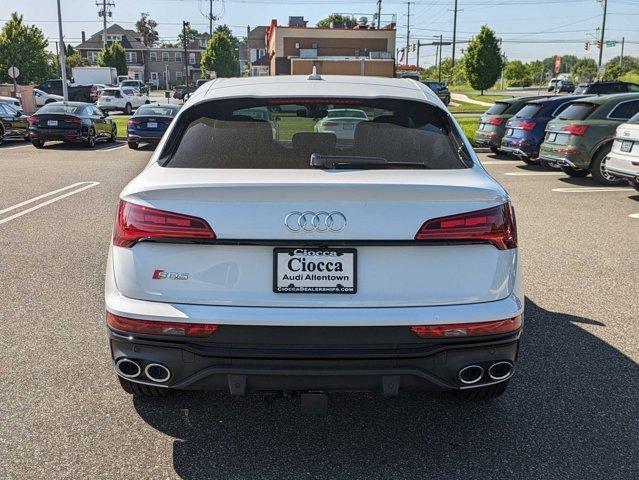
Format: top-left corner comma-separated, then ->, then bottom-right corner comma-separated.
307,66 -> 322,81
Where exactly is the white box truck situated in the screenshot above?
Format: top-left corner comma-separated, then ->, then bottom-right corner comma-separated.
72,67 -> 118,86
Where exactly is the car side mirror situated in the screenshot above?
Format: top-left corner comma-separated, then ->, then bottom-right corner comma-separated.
103,110 -> 109,117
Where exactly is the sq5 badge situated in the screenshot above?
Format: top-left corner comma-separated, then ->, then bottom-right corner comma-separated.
152,269 -> 189,280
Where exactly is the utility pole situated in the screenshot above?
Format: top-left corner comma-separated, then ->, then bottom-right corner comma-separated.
620,36 -> 625,70
451,0 -> 458,69
182,21 -> 190,87
376,0 -> 382,29
597,0 -> 608,70
438,34 -> 443,83
405,2 -> 410,66
97,1 -> 114,46
209,0 -> 213,36
246,25 -> 251,76
56,0 -> 68,101
416,40 -> 420,68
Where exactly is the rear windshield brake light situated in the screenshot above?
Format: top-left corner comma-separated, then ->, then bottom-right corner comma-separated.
112,200 -> 216,247
415,203 -> 517,250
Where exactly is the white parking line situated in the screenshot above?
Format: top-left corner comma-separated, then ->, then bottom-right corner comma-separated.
0,143 -> 31,151
481,161 -> 521,165
100,143 -> 127,152
0,182 -> 100,225
552,187 -> 635,193
504,172 -> 563,176
630,213 -> 639,219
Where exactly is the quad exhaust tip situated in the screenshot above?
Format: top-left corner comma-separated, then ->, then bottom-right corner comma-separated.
115,358 -> 141,379
144,363 -> 171,383
458,365 -> 484,385
488,361 -> 513,381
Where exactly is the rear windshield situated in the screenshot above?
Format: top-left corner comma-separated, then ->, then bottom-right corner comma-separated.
101,89 -> 121,96
37,104 -> 84,114
514,104 -> 542,119
135,105 -> 180,117
160,98 -> 471,170
557,102 -> 596,120
485,102 -> 509,115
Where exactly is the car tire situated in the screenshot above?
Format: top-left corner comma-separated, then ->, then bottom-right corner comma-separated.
144,100 -> 150,104
490,146 -> 500,155
631,179 -> 639,192
128,141 -> 139,150
539,159 -> 560,170
118,377 -> 171,397
560,166 -> 590,177
124,103 -> 132,115
460,380 -> 509,400
85,128 -> 96,148
108,125 -> 117,142
590,147 -> 625,186
32,139 -> 44,148
0,126 -> 4,145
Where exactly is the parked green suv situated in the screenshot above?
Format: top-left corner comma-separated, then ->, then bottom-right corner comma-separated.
539,93 -> 639,185
474,96 -> 547,153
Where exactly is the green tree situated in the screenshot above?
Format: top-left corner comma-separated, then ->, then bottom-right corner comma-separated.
0,12 -> 51,84
503,60 -> 528,87
463,26 -> 503,94
605,55 -> 639,77
316,14 -> 356,28
572,58 -> 597,82
97,41 -> 127,76
135,12 -> 159,47
526,60 -> 546,86
214,24 -> 239,50
201,31 -> 238,78
542,54 -> 578,76
178,26 -> 200,46
54,52 -> 90,80
421,57 -> 467,85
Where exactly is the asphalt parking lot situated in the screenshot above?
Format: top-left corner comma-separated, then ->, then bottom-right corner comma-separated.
0,141 -> 637,479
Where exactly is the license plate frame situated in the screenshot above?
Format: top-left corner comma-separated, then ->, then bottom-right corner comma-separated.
273,248 -> 357,294
621,140 -> 634,153
506,128 -> 514,136
547,132 -> 557,142
47,120 -> 58,127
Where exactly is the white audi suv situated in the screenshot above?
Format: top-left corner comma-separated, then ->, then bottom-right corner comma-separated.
106,74 -> 523,407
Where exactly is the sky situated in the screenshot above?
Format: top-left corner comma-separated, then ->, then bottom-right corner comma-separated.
2,0 -> 639,68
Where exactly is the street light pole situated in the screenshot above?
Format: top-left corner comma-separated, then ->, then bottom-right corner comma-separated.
405,2 -> 411,66
451,0 -> 458,69
56,0 -> 68,101
182,21 -> 190,87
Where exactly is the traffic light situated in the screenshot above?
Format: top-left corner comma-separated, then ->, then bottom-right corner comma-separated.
596,40 -> 602,49
584,42 -> 589,51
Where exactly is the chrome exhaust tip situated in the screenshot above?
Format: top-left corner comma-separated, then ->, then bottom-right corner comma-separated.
458,365 -> 484,385
144,363 -> 171,383
488,361 -> 514,381
115,358 -> 141,379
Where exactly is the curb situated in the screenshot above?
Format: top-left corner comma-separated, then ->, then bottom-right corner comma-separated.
474,147 -> 491,153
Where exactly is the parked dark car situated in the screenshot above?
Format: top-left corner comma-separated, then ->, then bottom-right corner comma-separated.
500,95 -> 590,164
172,85 -> 193,100
547,79 -> 575,93
120,79 -> 149,95
0,103 -> 29,145
127,103 -> 180,149
573,81 -> 639,95
422,81 -> 451,105
36,79 -> 95,103
474,96 -> 548,153
28,102 -> 116,148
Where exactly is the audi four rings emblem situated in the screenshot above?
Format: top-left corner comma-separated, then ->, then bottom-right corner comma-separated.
284,211 -> 347,232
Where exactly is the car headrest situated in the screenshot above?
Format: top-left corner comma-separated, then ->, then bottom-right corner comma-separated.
292,132 -> 337,155
371,114 -> 412,127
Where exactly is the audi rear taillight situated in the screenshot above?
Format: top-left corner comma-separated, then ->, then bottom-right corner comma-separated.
487,117 -> 504,126
410,316 -> 522,338
128,118 -> 141,126
561,124 -> 588,136
106,312 -> 219,337
27,115 -> 38,125
322,121 -> 339,126
112,200 -> 216,247
62,115 -> 82,124
415,203 -> 517,250
519,120 -> 536,131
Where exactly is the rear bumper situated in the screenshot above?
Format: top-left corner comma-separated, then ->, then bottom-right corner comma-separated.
110,327 -> 521,393
127,132 -> 162,143
29,128 -> 84,142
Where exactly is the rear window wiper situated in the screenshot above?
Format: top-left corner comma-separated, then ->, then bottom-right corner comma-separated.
310,154 -> 429,169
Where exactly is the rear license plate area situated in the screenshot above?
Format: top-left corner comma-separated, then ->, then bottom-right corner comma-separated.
621,140 -> 633,153
47,120 -> 58,127
506,128 -> 514,136
147,122 -> 157,129
274,248 -> 356,294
